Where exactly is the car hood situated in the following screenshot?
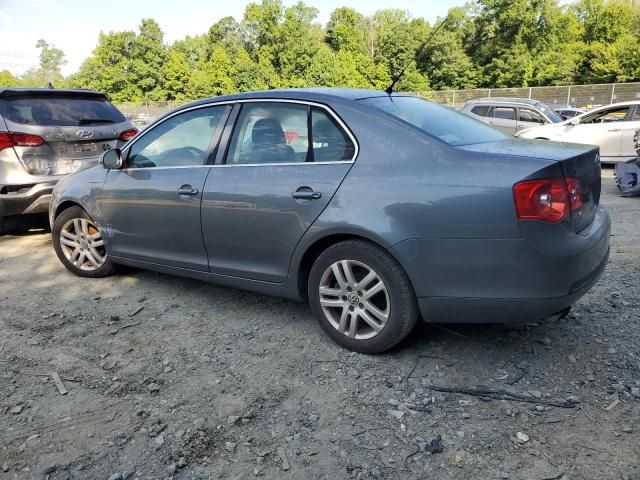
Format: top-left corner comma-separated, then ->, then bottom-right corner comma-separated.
458,138 -> 595,161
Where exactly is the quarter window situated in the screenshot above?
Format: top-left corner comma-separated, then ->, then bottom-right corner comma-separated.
127,105 -> 228,168
311,107 -> 355,162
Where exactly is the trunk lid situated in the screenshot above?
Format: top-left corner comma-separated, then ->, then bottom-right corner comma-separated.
459,138 -> 601,233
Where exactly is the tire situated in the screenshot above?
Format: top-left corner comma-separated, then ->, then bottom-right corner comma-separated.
52,206 -> 115,278
308,240 -> 418,353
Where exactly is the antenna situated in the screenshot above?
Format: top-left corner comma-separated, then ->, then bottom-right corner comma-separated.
385,16 -> 450,95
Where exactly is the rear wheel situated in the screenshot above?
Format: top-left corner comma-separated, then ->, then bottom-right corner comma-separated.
52,206 -> 115,278
308,240 -> 418,353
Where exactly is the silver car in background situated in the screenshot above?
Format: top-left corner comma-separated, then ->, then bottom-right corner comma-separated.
0,87 -> 137,233
461,98 -> 565,135
516,101 -> 640,163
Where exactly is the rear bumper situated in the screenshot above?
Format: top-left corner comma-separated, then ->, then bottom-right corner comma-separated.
417,247 -> 608,323
390,205 -> 611,324
0,182 -> 57,217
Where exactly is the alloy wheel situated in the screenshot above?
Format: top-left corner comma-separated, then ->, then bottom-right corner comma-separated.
318,259 -> 390,340
59,218 -> 106,271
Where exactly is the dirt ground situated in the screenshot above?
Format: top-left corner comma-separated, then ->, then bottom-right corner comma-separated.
1,173 -> 639,480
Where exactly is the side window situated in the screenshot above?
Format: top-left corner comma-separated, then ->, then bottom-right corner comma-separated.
127,105 -> 228,168
582,106 -> 631,124
226,103 -> 308,165
519,108 -> 545,124
494,107 -> 516,120
471,105 -> 491,117
311,107 -> 355,162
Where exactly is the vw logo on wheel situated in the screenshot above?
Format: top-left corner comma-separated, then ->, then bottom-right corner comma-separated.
76,129 -> 94,139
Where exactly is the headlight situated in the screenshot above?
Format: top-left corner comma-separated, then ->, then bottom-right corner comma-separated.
21,157 -> 99,176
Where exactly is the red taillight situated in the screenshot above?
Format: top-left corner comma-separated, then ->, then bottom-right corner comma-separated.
119,128 -> 138,141
0,132 -> 45,150
513,178 -> 582,223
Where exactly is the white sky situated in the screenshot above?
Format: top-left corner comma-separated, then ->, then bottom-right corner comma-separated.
0,0 -> 463,76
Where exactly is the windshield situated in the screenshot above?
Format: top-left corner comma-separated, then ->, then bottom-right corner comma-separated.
537,104 -> 564,123
1,95 -> 126,126
360,96 -> 508,146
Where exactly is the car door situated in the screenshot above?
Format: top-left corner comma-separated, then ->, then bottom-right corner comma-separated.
564,105 -> 631,161
100,104 -> 230,271
201,101 -> 356,283
620,105 -> 640,160
517,107 -> 546,133
488,106 -> 517,135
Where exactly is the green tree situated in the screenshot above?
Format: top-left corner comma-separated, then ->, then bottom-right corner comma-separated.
0,70 -> 19,86
163,49 -> 192,101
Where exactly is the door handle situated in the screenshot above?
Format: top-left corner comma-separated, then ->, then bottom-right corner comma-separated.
177,185 -> 199,196
607,128 -> 622,132
291,191 -> 321,200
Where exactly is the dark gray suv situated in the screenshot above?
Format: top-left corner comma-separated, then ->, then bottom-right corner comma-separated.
0,88 -> 137,233
49,89 -> 610,353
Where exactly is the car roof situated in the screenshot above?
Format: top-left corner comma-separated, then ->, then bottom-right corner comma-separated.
179,88 -> 408,111
466,97 -> 543,107
0,87 -> 108,99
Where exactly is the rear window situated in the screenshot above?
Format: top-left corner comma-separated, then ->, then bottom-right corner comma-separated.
0,96 -> 126,126
361,96 -> 507,146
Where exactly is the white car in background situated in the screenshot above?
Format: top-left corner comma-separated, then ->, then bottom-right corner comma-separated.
516,101 -> 640,163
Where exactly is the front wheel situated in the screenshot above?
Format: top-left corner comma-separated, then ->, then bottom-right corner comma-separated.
308,240 -> 418,353
52,206 -> 115,278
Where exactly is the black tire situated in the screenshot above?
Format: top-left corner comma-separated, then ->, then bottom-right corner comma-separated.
52,206 -> 115,278
308,240 -> 418,353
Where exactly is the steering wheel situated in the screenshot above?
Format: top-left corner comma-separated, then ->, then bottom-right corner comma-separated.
183,146 -> 204,158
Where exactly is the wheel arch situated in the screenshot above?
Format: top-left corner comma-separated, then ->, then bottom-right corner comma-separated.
295,231 -> 399,301
54,200 -> 84,221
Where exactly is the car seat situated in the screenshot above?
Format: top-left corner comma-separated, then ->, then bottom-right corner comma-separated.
250,118 -> 295,164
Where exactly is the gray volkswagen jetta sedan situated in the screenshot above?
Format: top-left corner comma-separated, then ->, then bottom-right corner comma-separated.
49,89 -> 610,353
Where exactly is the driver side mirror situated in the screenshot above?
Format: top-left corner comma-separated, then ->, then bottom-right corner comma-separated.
570,117 -> 580,126
102,148 -> 123,169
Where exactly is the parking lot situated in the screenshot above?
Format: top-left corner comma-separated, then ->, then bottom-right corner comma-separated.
1,173 -> 639,479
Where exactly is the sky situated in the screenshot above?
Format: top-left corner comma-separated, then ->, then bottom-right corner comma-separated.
0,0 -> 464,76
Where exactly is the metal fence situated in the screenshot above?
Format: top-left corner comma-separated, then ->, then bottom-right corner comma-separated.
421,82 -> 640,109
115,81 -> 640,127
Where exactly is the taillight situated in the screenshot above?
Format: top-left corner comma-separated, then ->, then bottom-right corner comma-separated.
0,132 -> 45,151
119,128 -> 138,141
513,178 -> 582,223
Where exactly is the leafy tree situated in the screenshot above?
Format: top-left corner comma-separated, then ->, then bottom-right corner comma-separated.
0,70 -> 19,86
163,50 -> 192,101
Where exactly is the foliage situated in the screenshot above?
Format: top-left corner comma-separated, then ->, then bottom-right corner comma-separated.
2,0 -> 640,99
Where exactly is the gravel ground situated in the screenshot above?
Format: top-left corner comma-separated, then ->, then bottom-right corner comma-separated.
1,174 -> 639,480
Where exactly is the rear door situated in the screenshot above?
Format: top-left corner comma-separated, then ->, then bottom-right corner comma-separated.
0,93 -> 131,175
201,101 -> 356,282
100,104 -> 230,271
489,106 -> 517,134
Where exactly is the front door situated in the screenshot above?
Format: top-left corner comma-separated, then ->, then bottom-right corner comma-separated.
201,101 -> 356,282
566,105 -> 632,161
100,105 -> 230,271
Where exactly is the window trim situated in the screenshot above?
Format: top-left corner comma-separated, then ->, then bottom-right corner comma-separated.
122,103 -> 232,170
217,98 -> 358,167
122,98 -> 358,170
